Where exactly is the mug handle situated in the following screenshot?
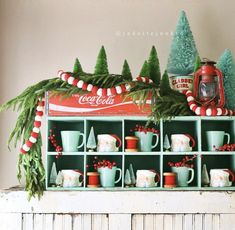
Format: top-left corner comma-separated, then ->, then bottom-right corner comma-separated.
151,134 -> 159,149
184,134 -> 196,148
224,169 -> 235,182
77,133 -> 85,149
187,168 -> 194,184
111,134 -> 122,148
224,133 -> 230,144
74,170 -> 84,185
115,168 -> 122,184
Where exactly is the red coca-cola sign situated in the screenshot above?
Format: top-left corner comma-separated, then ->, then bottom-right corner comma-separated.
47,92 -> 151,116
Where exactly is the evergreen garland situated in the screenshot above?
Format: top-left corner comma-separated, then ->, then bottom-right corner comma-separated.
217,49 -> 235,110
148,46 -> 161,86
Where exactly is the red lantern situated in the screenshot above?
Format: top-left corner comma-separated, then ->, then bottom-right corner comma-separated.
193,59 -> 225,107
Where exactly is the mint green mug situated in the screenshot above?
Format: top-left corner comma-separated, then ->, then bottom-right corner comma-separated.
206,131 -> 230,151
171,166 -> 194,187
61,131 -> 84,152
98,166 -> 122,187
135,131 -> 159,152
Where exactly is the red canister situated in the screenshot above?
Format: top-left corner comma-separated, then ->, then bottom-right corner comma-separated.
163,172 -> 177,188
87,172 -> 100,188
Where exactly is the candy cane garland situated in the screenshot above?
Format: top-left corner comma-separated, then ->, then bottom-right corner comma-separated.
184,90 -> 235,116
57,70 -> 153,96
20,100 -> 45,154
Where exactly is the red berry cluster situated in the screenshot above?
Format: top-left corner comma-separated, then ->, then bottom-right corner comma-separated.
131,125 -> 159,134
48,128 -> 63,158
86,156 -> 116,170
216,144 -> 235,151
168,155 -> 196,168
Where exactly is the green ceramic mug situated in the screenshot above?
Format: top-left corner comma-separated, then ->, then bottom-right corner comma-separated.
98,166 -> 122,187
206,131 -> 230,151
135,131 -> 159,152
171,166 -> 194,187
61,131 -> 84,152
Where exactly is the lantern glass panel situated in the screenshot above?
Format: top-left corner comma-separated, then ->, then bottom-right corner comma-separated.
198,79 -> 217,103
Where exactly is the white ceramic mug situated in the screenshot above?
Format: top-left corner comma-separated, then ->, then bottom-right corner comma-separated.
171,134 -> 196,152
97,134 -> 122,152
61,170 -> 84,188
206,131 -> 230,151
136,170 -> 160,188
210,169 -> 235,187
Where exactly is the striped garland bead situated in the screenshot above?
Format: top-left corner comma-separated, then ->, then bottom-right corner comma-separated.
20,99 -> 44,154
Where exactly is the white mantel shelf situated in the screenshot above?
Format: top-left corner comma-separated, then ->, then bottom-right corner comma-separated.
1,189 -> 235,214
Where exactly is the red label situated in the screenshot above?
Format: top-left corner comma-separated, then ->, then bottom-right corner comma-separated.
47,92 -> 151,116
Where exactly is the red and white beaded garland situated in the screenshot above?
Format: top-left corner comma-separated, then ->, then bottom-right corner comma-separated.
57,70 -> 153,96
184,90 -> 235,116
20,100 -> 45,154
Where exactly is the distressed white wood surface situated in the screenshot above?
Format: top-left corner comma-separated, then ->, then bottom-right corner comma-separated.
0,213 -> 22,230
1,190 -> 235,214
109,214 -> 131,230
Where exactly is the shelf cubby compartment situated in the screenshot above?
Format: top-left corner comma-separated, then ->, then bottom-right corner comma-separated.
46,155 -> 85,188
163,154 -> 199,187
201,119 -> 235,151
124,155 -> 160,187
86,155 -> 123,187
163,119 -> 199,152
124,119 -> 161,152
47,119 -> 85,152
201,154 -> 235,183
86,120 -> 123,152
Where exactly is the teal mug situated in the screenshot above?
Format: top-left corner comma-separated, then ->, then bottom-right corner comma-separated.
61,131 -> 84,152
135,131 -> 159,152
206,131 -> 230,151
171,166 -> 194,187
98,166 -> 122,187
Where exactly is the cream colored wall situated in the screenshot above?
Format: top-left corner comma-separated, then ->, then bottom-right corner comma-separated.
0,0 -> 235,188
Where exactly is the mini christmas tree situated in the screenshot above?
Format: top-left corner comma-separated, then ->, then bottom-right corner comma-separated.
148,46 -> 161,85
94,46 -> 109,75
129,163 -> 136,185
163,134 -> 170,151
160,70 -> 172,96
167,11 -> 199,75
201,164 -> 210,187
124,169 -> 132,187
73,58 -> 83,75
139,60 -> 150,77
49,162 -> 57,185
87,126 -> 96,151
217,49 -> 235,110
121,59 -> 132,81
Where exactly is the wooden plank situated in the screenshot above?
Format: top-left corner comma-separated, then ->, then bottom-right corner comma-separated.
1,190 -> 235,214
63,214 -> 72,230
92,214 -> 108,230
193,214 -> 203,230
184,214 -> 193,230
220,214 -> 235,230
173,214 -> 183,230
204,214 -> 213,230
132,214 -> 144,230
154,215 -> 164,230
0,213 -> 22,230
73,214 -> 82,229
212,214 -> 220,230
110,214 -> 131,230
144,215 -> 154,230
34,214 -> 44,230
44,214 -> 53,230
53,214 -> 63,230
22,213 -> 34,230
82,214 -> 92,230
164,215 -> 173,230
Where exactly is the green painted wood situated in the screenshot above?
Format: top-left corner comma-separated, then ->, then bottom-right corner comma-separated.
46,116 -> 235,191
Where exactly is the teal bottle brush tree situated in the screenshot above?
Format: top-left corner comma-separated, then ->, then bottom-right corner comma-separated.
217,49 -> 235,110
167,11 -> 199,76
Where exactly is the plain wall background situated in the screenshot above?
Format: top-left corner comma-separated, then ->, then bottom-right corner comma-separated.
0,0 -> 235,188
